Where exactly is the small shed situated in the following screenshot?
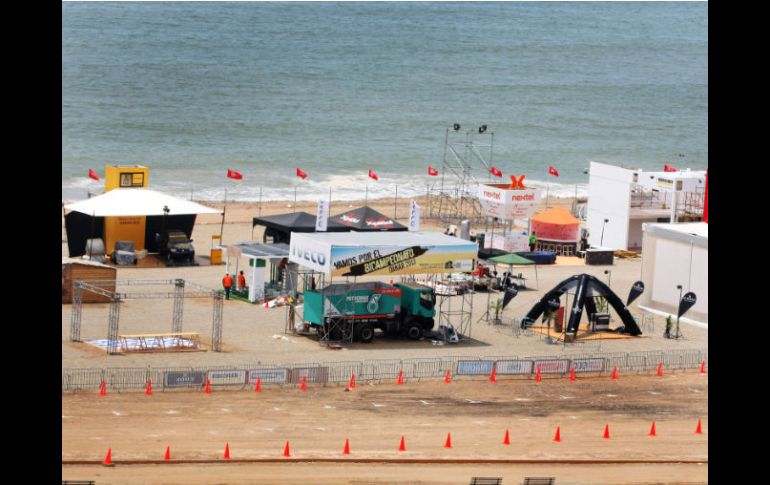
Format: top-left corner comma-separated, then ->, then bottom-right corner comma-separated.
62,258 -> 117,304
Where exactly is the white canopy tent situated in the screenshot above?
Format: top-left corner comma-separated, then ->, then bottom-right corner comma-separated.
64,188 -> 221,216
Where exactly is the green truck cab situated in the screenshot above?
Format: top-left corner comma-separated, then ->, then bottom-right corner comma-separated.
302,281 -> 436,343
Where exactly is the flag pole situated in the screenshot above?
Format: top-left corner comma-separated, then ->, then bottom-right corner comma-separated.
546,183 -> 550,209
365,184 -> 368,206
220,185 -> 227,244
394,184 -> 398,220
294,186 -> 297,214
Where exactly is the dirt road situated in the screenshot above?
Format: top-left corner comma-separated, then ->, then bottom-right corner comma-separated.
62,372 -> 707,484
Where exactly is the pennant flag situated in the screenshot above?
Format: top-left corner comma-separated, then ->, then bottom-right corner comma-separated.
296,167 -> 308,180
428,166 -> 438,176
548,165 -> 559,177
663,164 -> 677,172
368,169 -> 379,181
227,169 -> 243,180
490,166 -> 502,177
88,168 -> 100,181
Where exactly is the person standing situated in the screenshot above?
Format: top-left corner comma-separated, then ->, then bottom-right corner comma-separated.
529,231 -> 538,252
237,270 -> 246,293
222,273 -> 233,300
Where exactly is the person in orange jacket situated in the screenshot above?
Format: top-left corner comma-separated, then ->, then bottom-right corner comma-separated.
237,270 -> 246,293
222,273 -> 233,300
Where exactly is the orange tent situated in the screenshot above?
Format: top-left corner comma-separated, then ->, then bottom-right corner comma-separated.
531,206 -> 580,242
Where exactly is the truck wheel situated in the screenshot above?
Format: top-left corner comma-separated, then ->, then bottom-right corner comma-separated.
406,324 -> 422,340
356,323 -> 375,343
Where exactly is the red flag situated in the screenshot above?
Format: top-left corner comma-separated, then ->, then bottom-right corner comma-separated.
88,169 -> 100,181
368,169 -> 379,181
227,169 -> 243,180
663,164 -> 677,172
490,166 -> 502,177
548,165 -> 559,177
296,168 -> 308,180
428,166 -> 438,176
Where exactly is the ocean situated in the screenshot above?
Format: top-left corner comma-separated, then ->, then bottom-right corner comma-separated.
62,1 -> 708,202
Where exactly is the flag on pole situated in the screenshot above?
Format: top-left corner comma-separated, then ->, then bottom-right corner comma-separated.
490,166 -> 502,177
663,164 -> 677,172
296,168 -> 308,180
88,169 -> 100,181
368,169 -> 379,181
548,165 -> 559,177
428,166 -> 438,176
227,169 -> 243,180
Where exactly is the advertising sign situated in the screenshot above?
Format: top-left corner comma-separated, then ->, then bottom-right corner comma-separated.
247,368 -> 289,384
316,200 -> 329,232
484,232 -> 530,252
207,370 -> 247,386
289,367 -> 329,384
456,360 -> 494,375
495,360 -> 534,375
409,201 -> 420,232
164,371 -> 206,388
478,183 -> 542,220
533,359 -> 570,374
329,245 -> 475,277
570,358 -> 605,373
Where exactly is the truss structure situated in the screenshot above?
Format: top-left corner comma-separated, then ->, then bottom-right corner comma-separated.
69,279 -> 223,354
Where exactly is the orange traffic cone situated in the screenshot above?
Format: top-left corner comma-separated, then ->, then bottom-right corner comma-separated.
254,377 -> 262,393
264,298 -> 269,309
300,375 -> 308,391
398,435 -> 407,451
700,361 -> 706,374
489,367 -> 497,383
99,380 -> 106,397
343,438 -> 350,455
695,418 -> 703,434
503,429 -> 511,445
444,432 -> 452,448
611,367 -> 618,380
223,442 -> 230,460
205,378 -> 211,395
164,446 -> 171,460
397,370 -> 404,385
535,367 -> 542,383
649,421 -> 657,437
102,448 -> 113,466
145,379 -> 152,396
657,362 -> 663,376
444,369 -> 451,384
603,424 -> 611,439
349,373 -> 356,389
283,441 -> 291,457
569,368 -> 575,382
553,426 -> 561,442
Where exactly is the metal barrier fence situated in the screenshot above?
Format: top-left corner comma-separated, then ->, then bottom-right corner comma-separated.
62,348 -> 707,392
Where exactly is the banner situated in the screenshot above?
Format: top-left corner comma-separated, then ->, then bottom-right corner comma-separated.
627,281 -> 645,306
570,358 -> 605,373
484,232 -> 529,252
164,371 -> 205,388
247,368 -> 288,384
316,200 -> 329,232
207,370 -> 247,386
408,200 -> 420,232
478,183 -> 541,220
678,291 -> 697,318
456,360 -> 494,375
533,359 -> 570,374
331,245 -> 474,276
495,360 -> 533,375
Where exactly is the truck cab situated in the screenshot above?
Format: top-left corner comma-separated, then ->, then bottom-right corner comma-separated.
394,282 -> 436,339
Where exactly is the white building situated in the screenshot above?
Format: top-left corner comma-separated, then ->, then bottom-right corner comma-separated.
586,162 -> 706,250
638,222 -> 708,326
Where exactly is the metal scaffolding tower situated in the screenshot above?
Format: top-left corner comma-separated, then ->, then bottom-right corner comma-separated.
429,124 -> 495,223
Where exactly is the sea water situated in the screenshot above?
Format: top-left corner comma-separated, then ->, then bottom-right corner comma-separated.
62,2 -> 707,202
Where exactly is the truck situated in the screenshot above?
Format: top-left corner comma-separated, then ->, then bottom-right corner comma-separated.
302,281 -> 436,343
156,229 -> 195,264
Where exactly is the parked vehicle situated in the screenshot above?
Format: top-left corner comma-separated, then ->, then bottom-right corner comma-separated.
156,230 -> 195,264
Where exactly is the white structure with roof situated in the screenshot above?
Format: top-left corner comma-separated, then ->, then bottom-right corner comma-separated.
586,162 -> 706,250
638,222 -> 708,327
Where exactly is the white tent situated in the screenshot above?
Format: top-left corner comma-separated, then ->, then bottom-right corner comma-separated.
289,231 -> 478,277
64,188 -> 221,216
638,222 -> 708,327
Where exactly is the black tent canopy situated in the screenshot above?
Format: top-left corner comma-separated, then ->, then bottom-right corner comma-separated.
252,206 -> 407,244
